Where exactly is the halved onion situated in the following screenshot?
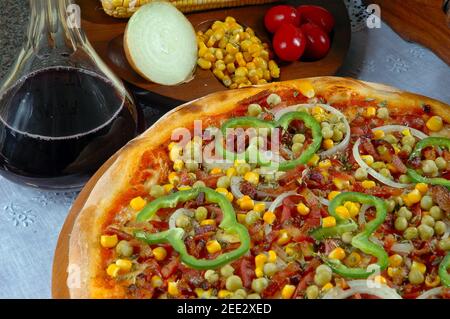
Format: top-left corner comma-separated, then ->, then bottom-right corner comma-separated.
230,177 -> 273,208
353,124 -> 429,188
273,103 -> 351,158
124,2 -> 197,85
168,208 -> 193,229
416,287 -> 445,299
322,280 -> 402,299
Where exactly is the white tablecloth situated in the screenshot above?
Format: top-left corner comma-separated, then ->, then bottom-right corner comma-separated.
0,1 -> 449,298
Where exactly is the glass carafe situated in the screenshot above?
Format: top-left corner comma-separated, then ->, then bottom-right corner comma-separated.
0,0 -> 140,190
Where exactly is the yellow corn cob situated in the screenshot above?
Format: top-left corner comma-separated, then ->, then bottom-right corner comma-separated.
101,0 -> 277,18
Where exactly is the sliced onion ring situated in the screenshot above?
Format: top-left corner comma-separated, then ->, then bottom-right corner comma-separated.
322,280 -> 402,299
168,208 -> 193,229
416,287 -> 446,299
273,103 -> 351,158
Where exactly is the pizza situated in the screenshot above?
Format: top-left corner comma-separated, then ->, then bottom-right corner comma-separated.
68,77 -> 450,299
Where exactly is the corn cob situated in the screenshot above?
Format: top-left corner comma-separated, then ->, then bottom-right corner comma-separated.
100,0 -> 277,18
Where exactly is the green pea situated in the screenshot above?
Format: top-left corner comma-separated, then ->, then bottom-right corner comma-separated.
371,161 -> 386,170
336,122 -> 346,132
401,144 -> 412,155
418,224 -> 434,240
397,207 -> 412,221
316,264 -> 332,275
385,199 -> 396,213
185,161 -> 199,172
430,206 -> 442,220
422,160 -> 438,174
421,215 -> 435,227
398,174 -> 411,184
226,275 -> 243,292
377,145 -> 388,156
306,285 -> 320,299
217,176 -> 231,189
434,221 -> 446,236
321,127 -> 334,139
341,232 -> 353,244
232,289 -> 247,299
195,206 -> 208,221
236,163 -> 251,175
248,103 -> 262,117
435,157 -> 447,170
408,269 -> 424,285
293,134 -> 305,144
379,168 -> 392,179
329,114 -> 340,123
354,167 -> 368,181
150,185 -> 165,198
314,271 -> 332,287
251,278 -> 268,293
395,216 -> 408,231
292,142 -> 304,154
220,264 -> 235,278
245,210 -> 260,225
204,270 -> 219,283
401,135 -> 416,147
247,293 -> 261,299
176,214 -> 191,228
263,263 -> 278,277
193,180 -> 206,188
332,128 -> 343,142
420,195 -> 433,210
439,238 -> 450,251
376,107 -> 389,119
116,240 -> 133,257
403,227 -> 418,240
384,134 -> 398,144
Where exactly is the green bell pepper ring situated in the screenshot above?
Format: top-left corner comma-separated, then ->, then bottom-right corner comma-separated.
215,112 -> 322,171
134,187 -> 251,270
318,192 -> 389,279
277,111 -> 323,171
439,253 -> 450,287
407,137 -> 450,188
215,117 -> 276,164
310,220 -> 358,241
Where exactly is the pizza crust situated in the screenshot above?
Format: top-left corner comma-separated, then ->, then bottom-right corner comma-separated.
68,76 -> 449,298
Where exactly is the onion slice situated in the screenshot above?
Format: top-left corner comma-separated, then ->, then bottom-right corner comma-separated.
124,2 -> 197,85
416,287 -> 445,299
322,280 -> 402,299
169,208 -> 193,229
390,242 -> 414,255
267,191 -> 298,213
273,103 -> 351,158
352,125 -> 428,188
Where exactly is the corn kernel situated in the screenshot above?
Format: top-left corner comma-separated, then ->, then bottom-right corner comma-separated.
173,159 -> 184,172
328,191 -> 341,201
244,171 -> 259,185
168,281 -> 180,297
206,240 -> 222,254
319,159 -> 332,169
239,197 -> 255,210
263,211 -> 276,224
373,275 -> 387,285
277,230 -> 291,245
321,283 -> 334,291
116,259 -> 132,272
268,250 -> 277,263
406,189 -> 422,204
100,234 -> 118,248
426,116 -> 443,132
345,252 -> 361,267
387,267 -> 401,278
333,178 -> 350,190
106,264 -> 120,278
308,154 -> 320,166
130,196 -> 147,211
323,139 -> 334,150
210,167 -> 222,175
226,192 -> 234,202
255,254 -> 268,268
361,180 -> 376,189
200,219 -> 216,226
297,203 -> 310,216
389,254 -> 403,267
226,167 -> 237,177
298,81 -> 315,98
281,284 -> 296,299
322,216 -> 336,228
163,184 -> 174,193
328,247 -> 346,260
253,202 -> 265,213
335,205 -> 350,219
402,128 -> 411,136
415,183 -> 428,194
218,289 -> 233,298
168,172 -> 179,185
411,261 -> 426,274
364,107 -> 377,117
197,57 -> 212,69
151,275 -> 163,288
344,201 -> 360,218
216,187 -> 229,196
213,68 -> 225,80
361,155 -> 374,166
312,106 -> 325,116
425,274 -> 441,288
153,247 -> 167,261
255,267 -> 264,278
373,130 -> 385,139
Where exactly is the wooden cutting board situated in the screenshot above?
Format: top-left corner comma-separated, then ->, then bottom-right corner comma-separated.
77,0 -> 351,102
368,0 -> 450,65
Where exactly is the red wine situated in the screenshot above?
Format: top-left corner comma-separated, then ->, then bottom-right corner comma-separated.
0,67 -> 139,189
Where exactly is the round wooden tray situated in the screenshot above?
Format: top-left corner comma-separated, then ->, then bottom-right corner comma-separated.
78,0 -> 351,102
